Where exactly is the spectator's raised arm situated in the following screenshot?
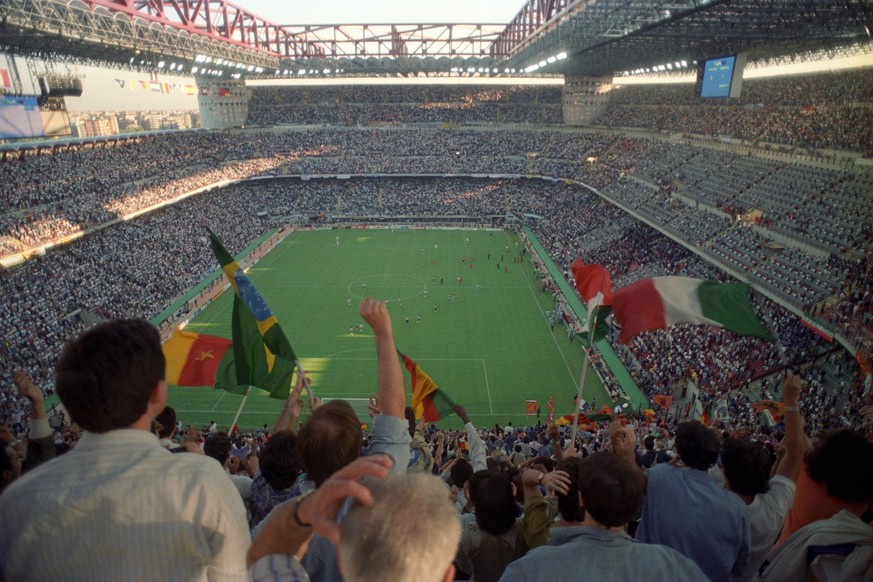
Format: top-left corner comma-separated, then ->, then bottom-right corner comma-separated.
774,372 -> 806,482
360,298 -> 405,418
13,371 -> 54,468
273,370 -> 308,433
453,403 -> 487,472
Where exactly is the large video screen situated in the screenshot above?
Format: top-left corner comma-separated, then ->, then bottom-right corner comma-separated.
0,95 -> 71,139
0,96 -> 44,138
700,56 -> 735,97
697,54 -> 746,99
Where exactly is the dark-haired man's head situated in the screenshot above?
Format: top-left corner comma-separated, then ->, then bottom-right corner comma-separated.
56,319 -> 165,433
260,429 -> 303,491
721,438 -> 771,497
806,429 -> 873,504
450,458 -> 473,488
579,452 -> 644,528
297,400 -> 362,486
204,432 -> 232,465
537,457 -> 555,473
644,436 -> 655,451
556,457 -> 584,523
468,470 -> 518,536
154,406 -> 177,439
675,421 -> 720,471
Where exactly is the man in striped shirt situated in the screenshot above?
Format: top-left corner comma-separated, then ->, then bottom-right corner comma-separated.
0,319 -> 251,581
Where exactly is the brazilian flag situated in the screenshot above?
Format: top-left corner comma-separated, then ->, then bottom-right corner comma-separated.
208,228 -> 296,399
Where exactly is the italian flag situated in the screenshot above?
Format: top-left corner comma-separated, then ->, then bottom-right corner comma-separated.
570,259 -> 613,344
570,259 -> 613,312
612,277 -> 770,344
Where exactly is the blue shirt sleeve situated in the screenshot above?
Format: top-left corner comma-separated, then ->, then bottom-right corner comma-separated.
367,414 -> 412,474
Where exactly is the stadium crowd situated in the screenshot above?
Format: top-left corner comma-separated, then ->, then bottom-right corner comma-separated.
246,84 -> 563,125
1,307 -> 872,581
1,129 -> 870,428
1,70 -> 871,580
1,174 -> 868,452
598,69 -> 873,153
3,127 -> 867,339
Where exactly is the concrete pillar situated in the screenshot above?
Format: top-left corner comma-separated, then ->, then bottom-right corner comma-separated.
562,76 -> 612,125
195,77 -> 250,129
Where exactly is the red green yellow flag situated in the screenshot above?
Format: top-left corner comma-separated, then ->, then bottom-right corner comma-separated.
163,329 -> 232,387
399,352 -> 455,422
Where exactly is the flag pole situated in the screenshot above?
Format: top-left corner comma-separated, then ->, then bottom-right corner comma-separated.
229,387 -> 250,432
570,310 -> 599,445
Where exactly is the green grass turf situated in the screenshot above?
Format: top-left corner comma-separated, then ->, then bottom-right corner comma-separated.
167,228 -> 611,430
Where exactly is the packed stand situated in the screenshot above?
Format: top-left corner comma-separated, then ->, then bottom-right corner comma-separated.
596,69 -> 873,153
246,84 -> 564,126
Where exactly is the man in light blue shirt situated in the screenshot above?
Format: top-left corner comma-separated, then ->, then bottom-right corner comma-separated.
295,298 -> 412,582
500,452 -> 707,581
635,420 -> 751,582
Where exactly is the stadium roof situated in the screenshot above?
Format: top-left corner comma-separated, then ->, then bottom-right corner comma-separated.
502,0 -> 873,77
0,0 -> 870,78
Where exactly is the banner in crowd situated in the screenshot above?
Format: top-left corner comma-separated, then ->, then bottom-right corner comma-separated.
652,394 -> 673,409
800,316 -> 834,342
750,400 -> 785,424
525,400 -> 538,416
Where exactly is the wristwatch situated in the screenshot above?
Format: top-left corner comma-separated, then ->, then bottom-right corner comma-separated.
292,490 -> 315,527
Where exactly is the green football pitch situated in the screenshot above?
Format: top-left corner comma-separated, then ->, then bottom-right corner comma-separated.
167,228 -> 611,430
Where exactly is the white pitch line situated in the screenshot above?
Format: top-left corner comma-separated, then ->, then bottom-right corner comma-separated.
519,253 -> 578,386
481,359 -> 494,415
209,389 -> 227,412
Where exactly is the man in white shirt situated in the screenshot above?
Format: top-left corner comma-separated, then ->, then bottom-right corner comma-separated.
721,372 -> 805,581
0,319 -> 251,582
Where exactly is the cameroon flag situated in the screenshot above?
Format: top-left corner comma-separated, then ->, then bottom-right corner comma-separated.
399,352 -> 455,422
163,329 -> 233,387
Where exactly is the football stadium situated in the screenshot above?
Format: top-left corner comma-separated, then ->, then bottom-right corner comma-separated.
1,0 -> 872,579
